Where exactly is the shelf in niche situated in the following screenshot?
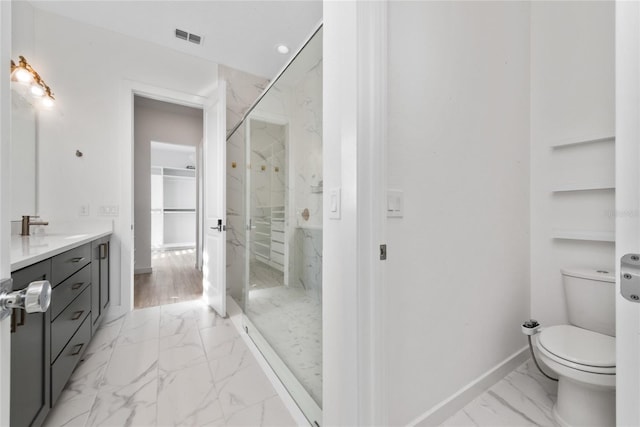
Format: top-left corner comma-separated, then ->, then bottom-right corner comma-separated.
552,230 -> 614,242
550,134 -> 615,149
552,185 -> 615,193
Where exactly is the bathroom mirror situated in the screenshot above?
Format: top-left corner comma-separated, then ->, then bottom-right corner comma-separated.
10,89 -> 37,220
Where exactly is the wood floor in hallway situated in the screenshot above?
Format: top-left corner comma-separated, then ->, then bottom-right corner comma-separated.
134,248 -> 202,309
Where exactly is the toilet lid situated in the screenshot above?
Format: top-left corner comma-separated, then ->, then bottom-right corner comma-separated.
538,325 -> 615,368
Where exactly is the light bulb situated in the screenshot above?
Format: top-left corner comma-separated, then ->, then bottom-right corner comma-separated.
41,96 -> 54,108
13,67 -> 33,84
30,84 -> 45,97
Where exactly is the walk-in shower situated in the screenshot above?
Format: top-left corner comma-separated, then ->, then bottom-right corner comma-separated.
226,26 -> 323,425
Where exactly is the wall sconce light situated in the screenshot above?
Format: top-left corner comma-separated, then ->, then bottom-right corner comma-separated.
10,56 -> 55,108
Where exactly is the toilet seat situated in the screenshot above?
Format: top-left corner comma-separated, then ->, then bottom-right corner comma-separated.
537,325 -> 615,375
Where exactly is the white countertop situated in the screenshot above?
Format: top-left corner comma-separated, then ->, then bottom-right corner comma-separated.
11,222 -> 113,272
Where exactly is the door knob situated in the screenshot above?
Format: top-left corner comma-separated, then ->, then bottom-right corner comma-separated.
0,278 -> 51,320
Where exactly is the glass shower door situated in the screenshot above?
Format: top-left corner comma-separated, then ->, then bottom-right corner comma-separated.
241,27 -> 324,426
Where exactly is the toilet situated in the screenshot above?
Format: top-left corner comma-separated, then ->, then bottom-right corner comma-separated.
534,268 -> 616,427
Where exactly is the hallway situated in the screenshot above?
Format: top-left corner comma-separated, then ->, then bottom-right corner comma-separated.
134,249 -> 203,309
42,300 -> 297,426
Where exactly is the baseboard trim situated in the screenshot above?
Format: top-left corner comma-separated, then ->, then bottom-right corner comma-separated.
410,345 -> 530,427
134,267 -> 152,275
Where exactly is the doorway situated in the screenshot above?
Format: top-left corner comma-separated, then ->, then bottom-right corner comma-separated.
132,96 -> 204,309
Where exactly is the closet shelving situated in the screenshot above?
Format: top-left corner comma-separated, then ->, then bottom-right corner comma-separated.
550,134 -> 615,243
151,166 -> 196,249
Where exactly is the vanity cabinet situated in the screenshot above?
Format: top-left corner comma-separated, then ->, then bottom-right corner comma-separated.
10,260 -> 51,427
10,234 -> 111,425
49,242 -> 92,406
91,236 -> 110,334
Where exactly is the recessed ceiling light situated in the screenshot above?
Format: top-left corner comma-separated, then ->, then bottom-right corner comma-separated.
276,44 -> 290,54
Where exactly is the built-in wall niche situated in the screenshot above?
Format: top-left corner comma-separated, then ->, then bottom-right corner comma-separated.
150,141 -> 196,250
550,136 -> 615,242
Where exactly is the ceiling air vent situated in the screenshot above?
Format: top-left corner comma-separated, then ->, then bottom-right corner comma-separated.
175,28 -> 202,45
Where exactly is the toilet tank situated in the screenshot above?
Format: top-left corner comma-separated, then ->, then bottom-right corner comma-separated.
562,268 -> 615,337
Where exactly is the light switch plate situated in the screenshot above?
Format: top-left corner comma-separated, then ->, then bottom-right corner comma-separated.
329,188 -> 341,219
79,204 -> 90,216
98,205 -> 119,217
387,190 -> 403,218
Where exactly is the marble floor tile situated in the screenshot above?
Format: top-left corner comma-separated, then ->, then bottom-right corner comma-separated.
442,360 -> 559,427
159,328 -> 207,373
216,361 -> 279,419
159,315 -> 199,337
102,338 -> 159,388
208,337 -> 253,383
246,283 -> 322,406
43,394 -> 94,427
42,299 -> 299,427
117,306 -> 160,346
200,318 -> 243,361
157,361 -> 224,426
223,395 -> 297,427
86,379 -> 158,427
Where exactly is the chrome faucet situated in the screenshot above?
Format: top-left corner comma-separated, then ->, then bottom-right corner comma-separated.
21,215 -> 49,236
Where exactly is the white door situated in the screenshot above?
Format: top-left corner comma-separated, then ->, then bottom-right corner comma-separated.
615,2 -> 640,425
0,2 -> 12,423
203,81 -> 227,316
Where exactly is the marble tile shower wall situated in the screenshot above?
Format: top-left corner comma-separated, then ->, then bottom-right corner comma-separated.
223,57 -> 323,300
291,58 -> 323,230
220,65 -> 269,303
294,227 -> 323,299
250,121 -> 286,214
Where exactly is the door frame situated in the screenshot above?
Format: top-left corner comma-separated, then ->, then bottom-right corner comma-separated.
0,1 -> 12,423
119,80 -> 218,313
323,1 -> 388,425
615,1 -> 640,424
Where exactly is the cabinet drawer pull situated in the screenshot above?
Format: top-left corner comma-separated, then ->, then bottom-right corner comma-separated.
71,282 -> 84,290
99,243 -> 108,260
10,309 -> 16,334
16,309 -> 25,327
71,310 -> 84,320
70,343 -> 84,356
69,257 -> 85,263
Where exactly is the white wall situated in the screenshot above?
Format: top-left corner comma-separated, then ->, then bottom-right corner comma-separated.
385,2 -> 531,425
17,5 -> 218,308
530,2 -> 615,327
134,98 -> 202,271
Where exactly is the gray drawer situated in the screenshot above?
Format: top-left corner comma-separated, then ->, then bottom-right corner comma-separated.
51,244 -> 91,286
51,315 -> 91,406
51,264 -> 91,321
51,286 -> 91,363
